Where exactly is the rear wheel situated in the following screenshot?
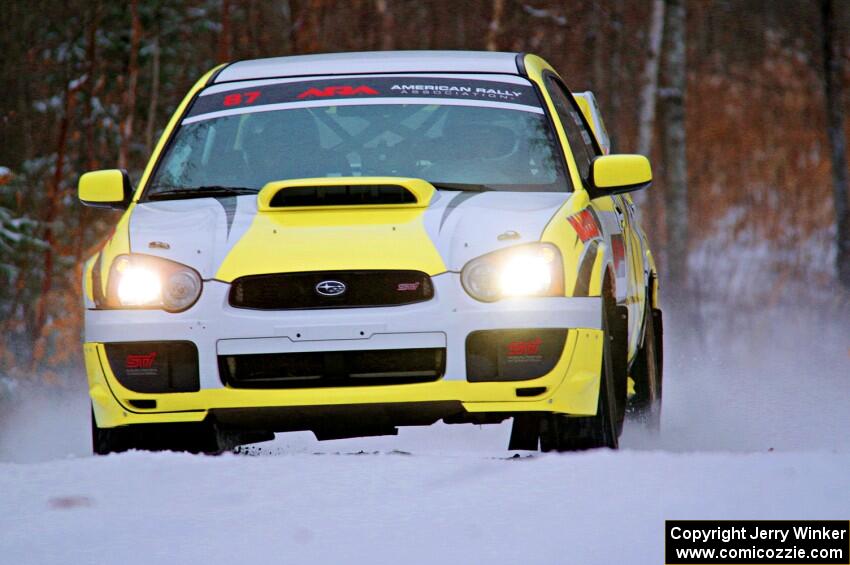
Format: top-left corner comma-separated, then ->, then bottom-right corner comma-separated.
627,293 -> 663,431
91,408 -> 222,455
510,296 -> 628,452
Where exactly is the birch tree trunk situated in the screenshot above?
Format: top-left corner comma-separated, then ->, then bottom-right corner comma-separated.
660,0 -> 689,309
636,0 -> 666,158
819,0 -> 850,290
606,0 -> 624,152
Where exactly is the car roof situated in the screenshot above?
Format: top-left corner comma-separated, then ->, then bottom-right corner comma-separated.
213,50 -> 523,83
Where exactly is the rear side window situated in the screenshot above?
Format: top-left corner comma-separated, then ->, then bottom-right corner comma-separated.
545,76 -> 599,181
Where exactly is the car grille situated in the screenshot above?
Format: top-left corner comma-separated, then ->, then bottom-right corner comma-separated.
228,270 -> 433,310
219,348 -> 446,388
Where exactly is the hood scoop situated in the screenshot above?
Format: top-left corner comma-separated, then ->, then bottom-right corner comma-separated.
257,176 -> 435,211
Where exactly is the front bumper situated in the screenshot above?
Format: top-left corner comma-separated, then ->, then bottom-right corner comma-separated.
85,273 -> 604,428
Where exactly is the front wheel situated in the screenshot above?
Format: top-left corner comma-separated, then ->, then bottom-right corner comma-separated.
512,298 -> 628,452
91,408 -> 221,455
91,408 -> 130,455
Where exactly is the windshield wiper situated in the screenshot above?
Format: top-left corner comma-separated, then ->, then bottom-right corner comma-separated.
147,186 -> 257,200
429,182 -> 493,192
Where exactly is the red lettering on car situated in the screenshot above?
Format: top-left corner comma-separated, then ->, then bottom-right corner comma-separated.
222,90 -> 262,107
297,85 -> 378,99
126,352 -> 157,370
507,338 -> 542,356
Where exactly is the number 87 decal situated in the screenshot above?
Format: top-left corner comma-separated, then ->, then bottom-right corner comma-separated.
223,91 -> 261,107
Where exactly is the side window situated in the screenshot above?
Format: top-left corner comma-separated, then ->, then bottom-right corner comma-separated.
545,77 -> 599,181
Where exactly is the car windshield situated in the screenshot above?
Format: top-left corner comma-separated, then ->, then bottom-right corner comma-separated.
147,74 -> 570,198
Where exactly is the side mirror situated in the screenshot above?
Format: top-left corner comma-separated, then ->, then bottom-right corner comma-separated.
589,154 -> 652,196
78,169 -> 134,210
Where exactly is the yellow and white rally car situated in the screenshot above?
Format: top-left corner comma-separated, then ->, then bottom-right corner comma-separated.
79,51 -> 662,454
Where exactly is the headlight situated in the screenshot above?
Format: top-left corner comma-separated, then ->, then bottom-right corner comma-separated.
106,254 -> 202,312
461,243 -> 564,302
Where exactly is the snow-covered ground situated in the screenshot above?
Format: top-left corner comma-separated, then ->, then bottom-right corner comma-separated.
2,448 -> 848,564
0,309 -> 848,564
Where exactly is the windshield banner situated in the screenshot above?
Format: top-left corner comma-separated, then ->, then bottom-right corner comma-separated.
185,76 -> 543,123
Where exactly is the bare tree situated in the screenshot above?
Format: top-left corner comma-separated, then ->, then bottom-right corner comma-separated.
486,0 -> 505,52
375,0 -> 395,50
660,0 -> 689,308
144,37 -> 160,155
31,75 -> 86,368
291,0 -> 324,54
118,0 -> 141,170
819,0 -> 850,290
605,0 -> 624,152
218,0 -> 232,63
636,0 -> 666,158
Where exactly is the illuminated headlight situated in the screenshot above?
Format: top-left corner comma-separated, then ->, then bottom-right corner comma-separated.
461,243 -> 564,302
117,265 -> 161,306
106,254 -> 202,312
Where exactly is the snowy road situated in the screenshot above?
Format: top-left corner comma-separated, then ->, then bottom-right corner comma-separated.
2,448 -> 848,564
1,316 -> 848,564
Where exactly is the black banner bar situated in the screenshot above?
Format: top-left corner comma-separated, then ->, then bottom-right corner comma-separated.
188,76 -> 541,120
666,520 -> 849,564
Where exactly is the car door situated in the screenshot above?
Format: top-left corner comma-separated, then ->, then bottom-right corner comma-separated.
616,193 -> 649,358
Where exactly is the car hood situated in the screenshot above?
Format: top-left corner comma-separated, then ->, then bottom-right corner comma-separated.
128,190 -> 570,279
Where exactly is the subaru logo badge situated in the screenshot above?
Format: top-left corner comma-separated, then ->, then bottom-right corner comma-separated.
315,280 -> 346,296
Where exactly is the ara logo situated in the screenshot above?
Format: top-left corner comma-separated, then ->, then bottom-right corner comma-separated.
315,280 -> 347,296
297,85 -> 378,99
126,352 -> 157,370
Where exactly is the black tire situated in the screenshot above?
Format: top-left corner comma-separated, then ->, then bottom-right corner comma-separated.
627,295 -> 663,431
91,407 -> 221,455
537,297 -> 628,452
92,408 -> 130,455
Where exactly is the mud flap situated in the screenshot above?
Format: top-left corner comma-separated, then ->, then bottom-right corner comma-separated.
611,305 -> 629,435
508,413 -> 541,451
652,307 -> 663,398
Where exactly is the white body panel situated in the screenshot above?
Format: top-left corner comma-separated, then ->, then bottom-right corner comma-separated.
86,276 -> 602,389
128,191 -> 570,276
215,51 -> 521,83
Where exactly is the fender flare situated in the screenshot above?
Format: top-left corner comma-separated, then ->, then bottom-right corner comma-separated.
584,241 -> 616,299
